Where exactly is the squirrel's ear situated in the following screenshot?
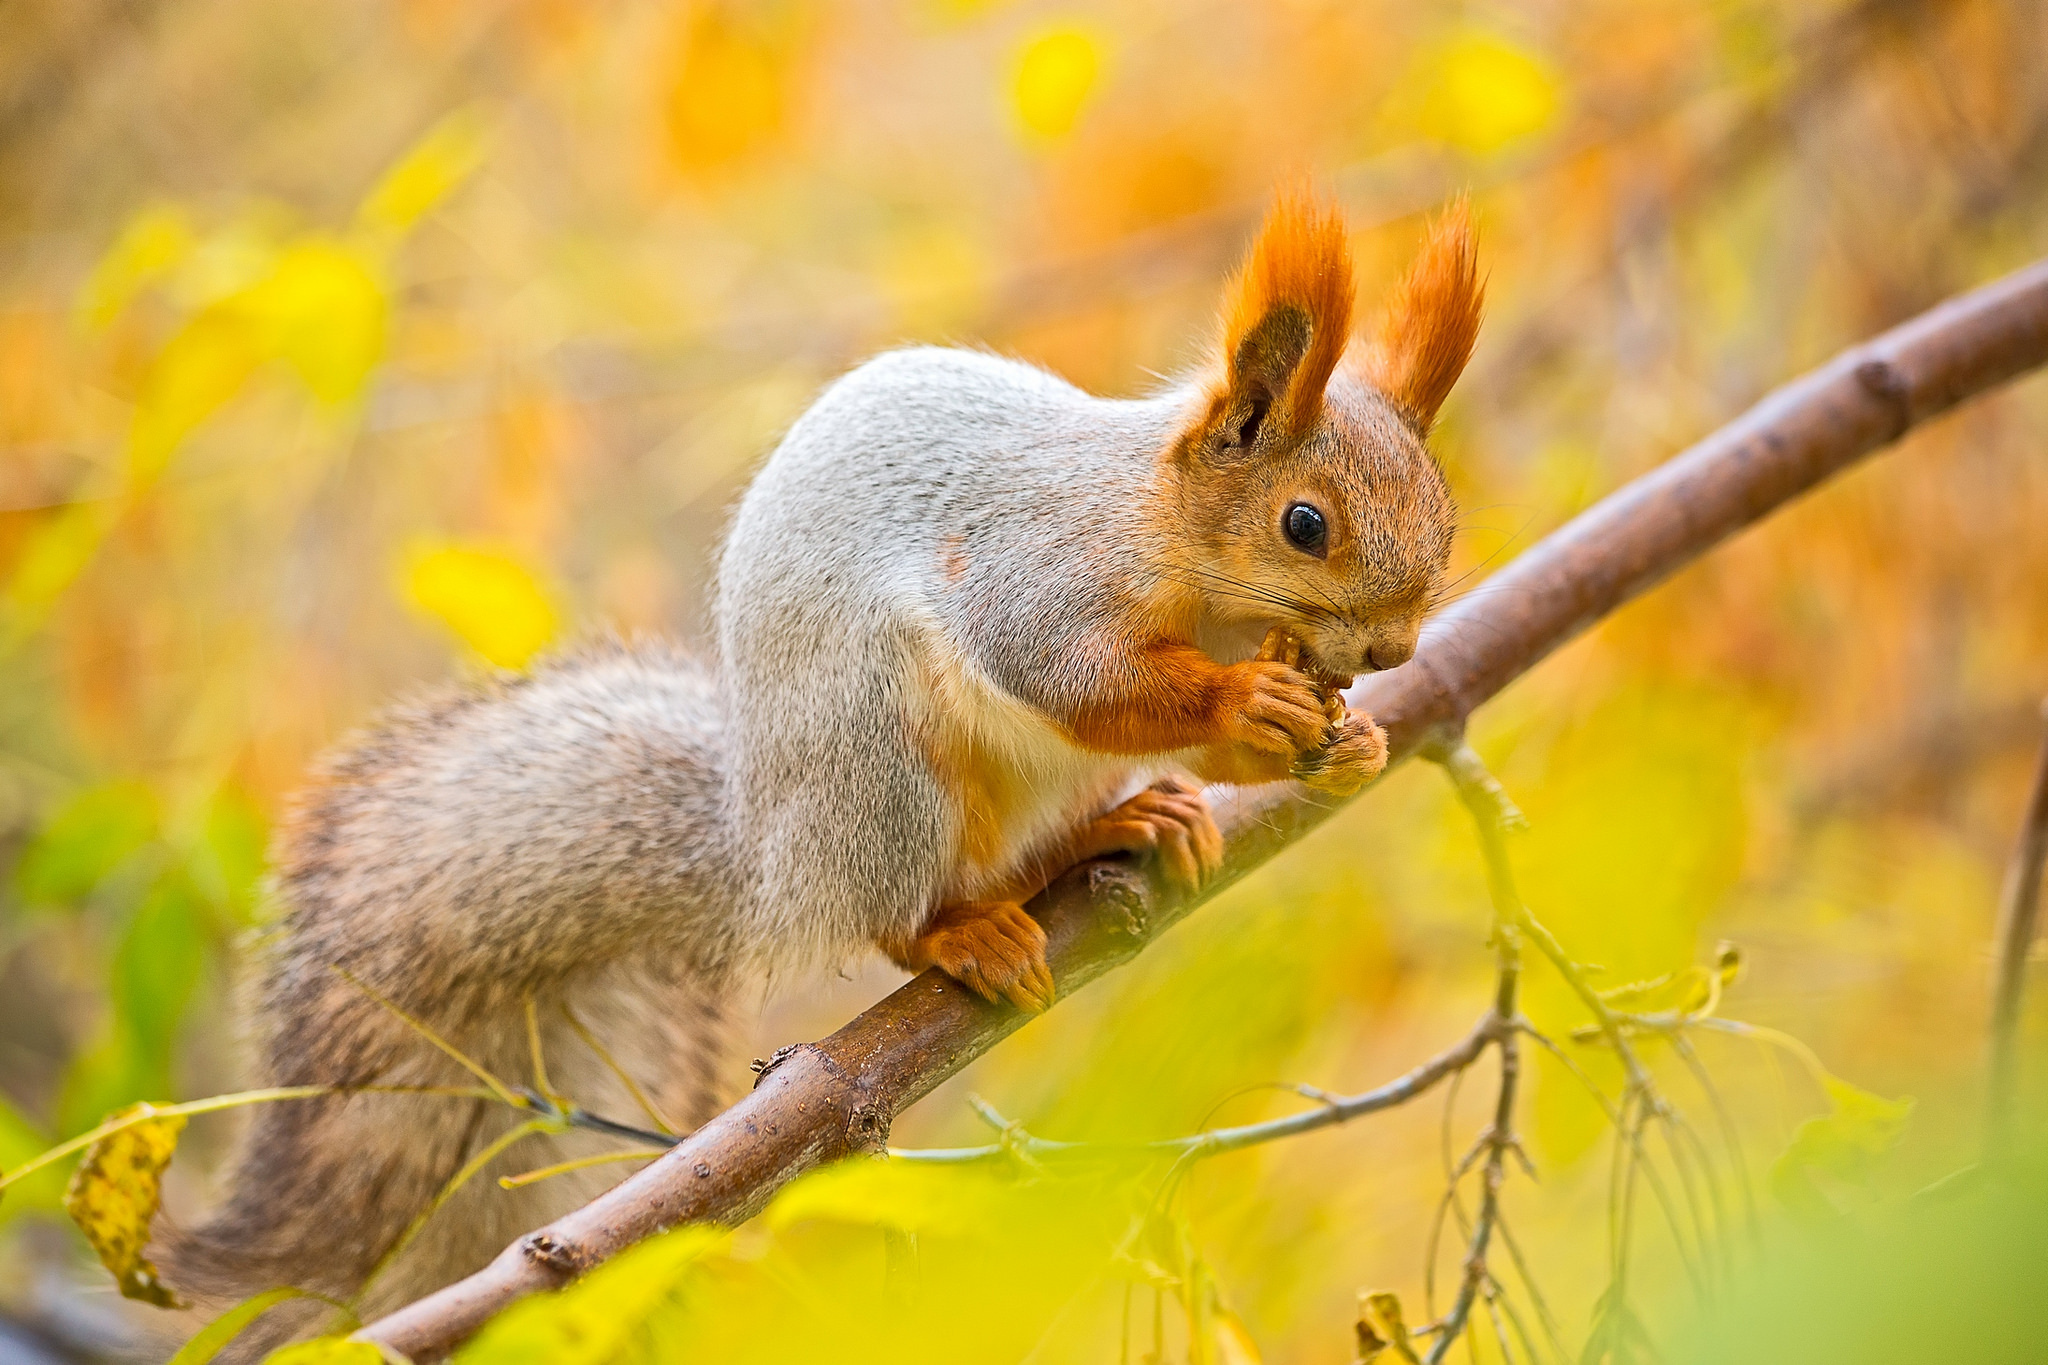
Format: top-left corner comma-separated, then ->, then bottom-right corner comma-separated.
1181,191 -> 1354,462
1360,198 -> 1483,433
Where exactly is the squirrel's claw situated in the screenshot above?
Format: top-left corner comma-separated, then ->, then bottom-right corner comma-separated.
908,900 -> 1054,1013
1292,708 -> 1389,797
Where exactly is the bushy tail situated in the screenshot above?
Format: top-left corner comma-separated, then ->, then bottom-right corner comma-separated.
158,642 -> 741,1348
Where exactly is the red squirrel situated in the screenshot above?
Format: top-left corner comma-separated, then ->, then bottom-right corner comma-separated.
163,192 -> 1481,1339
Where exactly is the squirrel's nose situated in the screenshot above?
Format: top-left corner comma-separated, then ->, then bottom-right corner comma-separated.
1366,638 -> 1415,671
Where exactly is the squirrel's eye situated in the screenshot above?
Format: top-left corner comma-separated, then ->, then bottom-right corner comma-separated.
1283,502 -> 1328,556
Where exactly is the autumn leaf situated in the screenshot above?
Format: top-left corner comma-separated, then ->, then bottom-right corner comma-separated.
402,542 -> 560,670
64,1101 -> 187,1306
76,203 -> 195,330
453,1224 -> 723,1364
1214,1308 -> 1263,1365
1012,27 -> 1101,141
260,1339 -> 385,1365
1357,1291 -> 1422,1364
1405,29 -> 1561,156
358,105 -> 494,236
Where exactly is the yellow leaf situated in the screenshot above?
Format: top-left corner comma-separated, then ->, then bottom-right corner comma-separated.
63,1101 -> 187,1307
357,106 -> 494,236
243,239 -> 389,406
1358,1291 -> 1422,1364
1413,30 -> 1560,156
260,1339 -> 385,1365
763,1156 -> 1017,1238
1012,27 -> 1101,141
77,204 -> 195,331
2,501 -> 119,638
127,307 -> 263,486
454,1224 -> 723,1364
1214,1308 -> 1263,1365
403,543 -> 560,669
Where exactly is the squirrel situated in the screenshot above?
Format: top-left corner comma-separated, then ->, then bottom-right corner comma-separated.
157,191 -> 1481,1347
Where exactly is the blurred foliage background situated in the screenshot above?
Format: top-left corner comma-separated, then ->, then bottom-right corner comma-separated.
2,0 -> 2047,1360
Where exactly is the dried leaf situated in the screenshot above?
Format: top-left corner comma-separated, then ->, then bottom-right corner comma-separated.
1358,1292 -> 1422,1364
64,1101 -> 187,1306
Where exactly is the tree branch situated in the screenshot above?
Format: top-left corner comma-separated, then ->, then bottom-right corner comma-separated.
1987,700 -> 2048,1151
358,257 -> 2048,1359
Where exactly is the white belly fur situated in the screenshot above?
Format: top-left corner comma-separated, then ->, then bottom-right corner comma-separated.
909,620 -> 1170,903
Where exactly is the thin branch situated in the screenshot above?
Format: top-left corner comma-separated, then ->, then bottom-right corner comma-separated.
1987,700 -> 2048,1153
892,1020 -> 1496,1168
355,256 -> 2048,1361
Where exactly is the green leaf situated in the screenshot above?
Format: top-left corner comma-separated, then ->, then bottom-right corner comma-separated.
0,1095 -> 59,1222
169,1288 -> 311,1365
191,785 -> 270,926
454,1224 -> 723,1364
58,872 -> 210,1134
13,780 -> 159,909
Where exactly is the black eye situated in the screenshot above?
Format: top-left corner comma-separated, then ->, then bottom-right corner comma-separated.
1283,502 -> 1327,556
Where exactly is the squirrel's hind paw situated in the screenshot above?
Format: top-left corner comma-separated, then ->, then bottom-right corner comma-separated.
1291,709 -> 1388,797
900,900 -> 1054,1013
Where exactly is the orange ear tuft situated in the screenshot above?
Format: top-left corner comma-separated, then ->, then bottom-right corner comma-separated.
1216,191 -> 1355,439
1362,198 -> 1483,431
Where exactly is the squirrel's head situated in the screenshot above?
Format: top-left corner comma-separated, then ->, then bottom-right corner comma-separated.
1166,192 -> 1480,681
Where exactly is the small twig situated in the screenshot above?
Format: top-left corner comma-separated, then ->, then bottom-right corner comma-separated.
1422,738 -> 1527,1365
891,1021 -> 1496,1167
559,1002 -> 683,1138
1987,700 -> 2048,1154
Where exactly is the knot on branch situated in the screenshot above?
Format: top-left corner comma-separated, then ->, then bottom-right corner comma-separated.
1853,356 -> 1912,438
519,1231 -> 585,1281
1087,862 -> 1148,938
749,1044 -> 801,1090
845,1100 -> 890,1152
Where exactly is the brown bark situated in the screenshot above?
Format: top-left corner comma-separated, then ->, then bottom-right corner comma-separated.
359,256 -> 2048,1360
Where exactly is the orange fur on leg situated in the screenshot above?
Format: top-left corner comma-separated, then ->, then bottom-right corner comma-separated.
1061,638 -> 1331,757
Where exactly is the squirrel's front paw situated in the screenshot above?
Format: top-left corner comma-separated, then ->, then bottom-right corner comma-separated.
1222,660 -> 1334,757
1072,775 -> 1224,892
902,901 -> 1054,1012
1290,708 -> 1388,797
